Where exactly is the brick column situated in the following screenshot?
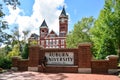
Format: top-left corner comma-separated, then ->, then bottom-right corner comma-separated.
108,55 -> 119,74
28,46 -> 40,71
78,43 -> 92,73
108,55 -> 118,69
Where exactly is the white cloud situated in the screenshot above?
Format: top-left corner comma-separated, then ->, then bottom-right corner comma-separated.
4,0 -> 65,37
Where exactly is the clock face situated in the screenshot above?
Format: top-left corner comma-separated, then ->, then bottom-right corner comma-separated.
61,18 -> 65,23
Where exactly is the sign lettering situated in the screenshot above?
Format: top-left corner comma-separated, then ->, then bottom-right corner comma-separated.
45,52 -> 74,65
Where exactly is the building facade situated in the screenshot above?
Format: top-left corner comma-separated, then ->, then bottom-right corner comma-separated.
39,7 -> 68,48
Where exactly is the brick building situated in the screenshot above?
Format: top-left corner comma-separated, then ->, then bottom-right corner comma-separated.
39,7 -> 68,48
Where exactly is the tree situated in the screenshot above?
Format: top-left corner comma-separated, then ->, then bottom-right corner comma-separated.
112,0 -> 120,61
0,0 -> 20,46
3,0 -> 20,9
29,39 -> 38,46
0,7 -> 10,45
90,0 -> 117,59
0,0 -> 21,69
0,47 -> 6,57
21,43 -> 29,59
11,26 -> 20,45
7,44 -> 20,58
22,30 -> 30,43
0,4 -> 5,17
66,16 -> 94,48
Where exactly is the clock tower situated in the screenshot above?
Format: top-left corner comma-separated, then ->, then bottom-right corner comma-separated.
59,7 -> 68,37
40,20 -> 49,39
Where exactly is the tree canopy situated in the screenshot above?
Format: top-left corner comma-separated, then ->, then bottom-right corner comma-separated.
90,0 -> 120,59
66,16 -> 94,48
66,0 -> 120,60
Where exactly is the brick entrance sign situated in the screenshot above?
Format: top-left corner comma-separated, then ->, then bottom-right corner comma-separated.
12,43 -> 119,74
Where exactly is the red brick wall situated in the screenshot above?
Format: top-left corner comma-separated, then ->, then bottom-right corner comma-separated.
12,57 -> 21,67
91,56 -> 118,74
91,60 -> 109,74
12,57 -> 29,71
78,43 -> 92,68
18,60 -> 29,71
12,43 -> 118,73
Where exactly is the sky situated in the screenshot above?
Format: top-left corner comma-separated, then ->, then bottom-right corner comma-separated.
0,0 -> 105,37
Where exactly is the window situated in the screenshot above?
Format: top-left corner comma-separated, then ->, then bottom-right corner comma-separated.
48,40 -> 49,45
56,46 -> 59,48
56,40 -> 59,44
42,30 -> 44,32
41,40 -> 44,45
61,39 -> 64,45
46,40 -> 48,45
53,46 -> 55,48
49,40 -> 53,48
61,26 -> 65,30
50,34 -> 55,37
53,40 -> 55,45
50,40 -> 53,45
60,33 -> 65,37
61,46 -> 64,48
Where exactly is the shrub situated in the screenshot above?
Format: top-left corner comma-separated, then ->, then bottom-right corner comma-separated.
0,57 -> 12,69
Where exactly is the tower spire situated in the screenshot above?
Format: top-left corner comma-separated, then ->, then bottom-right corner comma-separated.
60,6 -> 66,16
40,19 -> 48,28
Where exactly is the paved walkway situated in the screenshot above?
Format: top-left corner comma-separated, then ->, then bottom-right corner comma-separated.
0,71 -> 119,80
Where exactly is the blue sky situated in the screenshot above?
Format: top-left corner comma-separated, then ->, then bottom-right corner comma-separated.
65,0 -> 104,30
1,0 -> 105,35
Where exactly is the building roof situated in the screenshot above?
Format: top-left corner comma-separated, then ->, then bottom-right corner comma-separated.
30,33 -> 39,39
40,20 -> 48,28
60,7 -> 67,16
45,30 -> 58,38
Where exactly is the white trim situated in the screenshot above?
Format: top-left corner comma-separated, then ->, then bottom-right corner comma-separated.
11,67 -> 18,71
40,26 -> 48,28
78,68 -> 91,73
28,67 -> 38,72
108,69 -> 120,74
45,37 -> 66,39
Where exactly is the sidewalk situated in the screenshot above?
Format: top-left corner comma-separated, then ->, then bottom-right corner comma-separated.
0,71 -> 119,80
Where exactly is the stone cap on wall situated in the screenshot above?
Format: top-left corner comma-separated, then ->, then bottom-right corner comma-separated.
12,56 -> 21,60
78,42 -> 92,47
106,55 -> 118,60
29,45 -> 43,49
29,45 -> 40,47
